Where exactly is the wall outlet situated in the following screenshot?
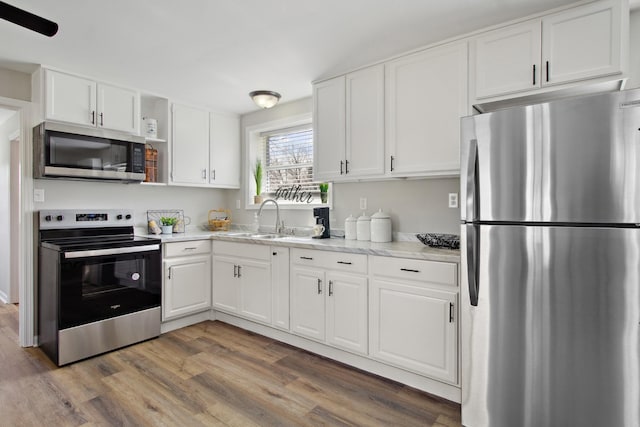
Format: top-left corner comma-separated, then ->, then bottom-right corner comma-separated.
448,193 -> 458,208
34,188 -> 45,203
235,199 -> 241,209
359,197 -> 367,210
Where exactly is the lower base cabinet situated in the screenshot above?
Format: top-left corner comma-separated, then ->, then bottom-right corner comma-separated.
163,241 -> 212,321
369,256 -> 458,384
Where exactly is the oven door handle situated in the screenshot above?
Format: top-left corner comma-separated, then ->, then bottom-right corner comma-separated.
64,244 -> 160,259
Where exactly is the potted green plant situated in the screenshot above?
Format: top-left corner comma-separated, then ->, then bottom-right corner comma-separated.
253,158 -> 263,204
160,216 -> 177,234
319,182 -> 329,204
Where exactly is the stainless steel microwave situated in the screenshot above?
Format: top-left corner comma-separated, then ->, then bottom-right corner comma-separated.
33,122 -> 146,182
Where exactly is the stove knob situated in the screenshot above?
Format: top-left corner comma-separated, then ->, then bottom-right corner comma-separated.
44,215 -> 52,222
56,215 -> 64,221
116,214 -> 123,220
125,214 -> 132,220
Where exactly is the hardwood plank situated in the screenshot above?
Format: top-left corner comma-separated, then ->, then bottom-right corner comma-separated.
0,304 -> 461,427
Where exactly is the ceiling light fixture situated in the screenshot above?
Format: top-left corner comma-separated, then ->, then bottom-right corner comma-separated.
249,90 -> 281,109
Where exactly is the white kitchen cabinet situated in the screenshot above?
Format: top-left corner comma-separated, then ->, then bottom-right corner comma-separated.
271,247 -> 290,331
212,241 -> 272,325
163,240 -> 212,321
473,21 -> 542,98
369,256 -> 458,384
385,41 -> 468,177
171,104 -> 240,188
209,112 -> 240,188
290,249 -> 368,355
171,103 -> 209,185
472,0 -> 626,99
542,0 -> 623,86
313,65 -> 385,181
313,76 -> 345,180
44,69 -> 139,133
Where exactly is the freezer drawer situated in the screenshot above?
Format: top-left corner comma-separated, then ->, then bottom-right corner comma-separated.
461,224 -> 640,427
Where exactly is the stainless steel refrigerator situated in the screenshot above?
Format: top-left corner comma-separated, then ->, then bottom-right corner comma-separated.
460,89 -> 640,427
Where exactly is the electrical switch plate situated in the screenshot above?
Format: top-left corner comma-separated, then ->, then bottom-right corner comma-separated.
448,193 -> 458,208
359,197 -> 367,210
34,188 -> 45,203
235,199 -> 240,209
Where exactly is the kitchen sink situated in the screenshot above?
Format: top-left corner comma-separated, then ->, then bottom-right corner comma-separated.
250,233 -> 281,239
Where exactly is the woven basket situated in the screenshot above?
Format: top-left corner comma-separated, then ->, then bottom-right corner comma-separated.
208,209 -> 231,231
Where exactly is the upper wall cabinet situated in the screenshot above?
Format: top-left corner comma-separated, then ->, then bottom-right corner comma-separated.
385,41 -> 468,177
171,103 -> 240,188
44,69 -> 139,134
313,65 -> 385,182
472,0 -> 626,100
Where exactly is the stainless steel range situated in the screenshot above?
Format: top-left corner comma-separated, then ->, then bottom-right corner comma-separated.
37,209 -> 162,365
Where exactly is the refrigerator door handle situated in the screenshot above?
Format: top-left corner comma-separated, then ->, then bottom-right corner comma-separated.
465,139 -> 479,221
466,224 -> 479,306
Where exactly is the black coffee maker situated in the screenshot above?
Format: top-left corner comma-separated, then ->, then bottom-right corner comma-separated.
313,207 -> 330,239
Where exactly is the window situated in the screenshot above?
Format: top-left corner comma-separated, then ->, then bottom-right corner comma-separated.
261,125 -> 314,195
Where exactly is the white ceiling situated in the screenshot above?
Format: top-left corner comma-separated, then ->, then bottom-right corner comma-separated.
0,0 -> 634,114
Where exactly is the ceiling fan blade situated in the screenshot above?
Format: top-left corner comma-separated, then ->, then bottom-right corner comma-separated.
0,1 -> 58,37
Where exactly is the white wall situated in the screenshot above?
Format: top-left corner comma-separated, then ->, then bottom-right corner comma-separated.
228,97 -> 460,235
0,68 -> 30,101
0,110 -> 19,302
34,180 -> 229,234
628,9 -> 640,89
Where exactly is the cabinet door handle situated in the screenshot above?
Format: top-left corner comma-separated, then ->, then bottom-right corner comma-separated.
532,64 -> 536,85
300,256 -> 313,260
211,169 -> 216,180
317,278 -> 322,294
400,268 -> 420,273
546,61 -> 550,82
329,280 -> 333,296
272,252 -> 277,256
237,265 -> 241,278
91,110 -> 95,125
168,266 -> 172,280
449,302 -> 455,323
201,169 -> 207,180
337,261 -> 352,265
233,264 -> 237,278
99,112 -> 104,126
390,155 -> 395,172
345,159 -> 349,174
340,160 -> 344,175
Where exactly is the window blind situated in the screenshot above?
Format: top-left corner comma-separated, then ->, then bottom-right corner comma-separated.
262,127 -> 315,194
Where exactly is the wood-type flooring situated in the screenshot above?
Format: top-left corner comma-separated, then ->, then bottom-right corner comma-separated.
0,302 -> 462,426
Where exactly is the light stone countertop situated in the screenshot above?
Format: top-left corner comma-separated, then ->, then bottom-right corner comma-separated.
141,228 -> 460,263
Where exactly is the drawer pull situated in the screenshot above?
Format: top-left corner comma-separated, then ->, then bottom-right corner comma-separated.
317,278 -> 322,294
337,261 -> 352,265
301,256 -> 314,260
400,268 -> 420,273
273,252 -> 277,256
183,247 -> 197,251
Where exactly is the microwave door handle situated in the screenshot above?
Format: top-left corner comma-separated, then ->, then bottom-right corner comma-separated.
466,224 -> 479,306
64,244 -> 160,259
465,138 -> 479,221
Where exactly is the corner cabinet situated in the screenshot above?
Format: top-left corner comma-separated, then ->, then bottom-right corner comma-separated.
44,69 -> 139,134
385,41 -> 468,177
171,103 -> 240,188
163,240 -> 212,321
313,64 -> 385,181
472,0 -> 627,99
369,256 -> 458,384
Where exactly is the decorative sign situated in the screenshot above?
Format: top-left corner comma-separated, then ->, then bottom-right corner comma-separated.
274,184 -> 315,203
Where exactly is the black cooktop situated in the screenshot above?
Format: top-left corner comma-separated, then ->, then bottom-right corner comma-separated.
40,227 -> 161,252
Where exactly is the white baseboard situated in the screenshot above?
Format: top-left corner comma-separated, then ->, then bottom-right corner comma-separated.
160,311 -> 211,334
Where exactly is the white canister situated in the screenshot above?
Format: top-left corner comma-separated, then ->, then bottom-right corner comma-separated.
344,214 -> 357,240
371,209 -> 392,243
356,212 -> 371,241
143,117 -> 158,139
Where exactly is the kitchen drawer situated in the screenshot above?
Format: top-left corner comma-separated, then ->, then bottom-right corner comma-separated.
291,248 -> 324,268
164,240 -> 211,258
213,240 -> 270,261
323,251 -> 367,274
370,256 -> 457,287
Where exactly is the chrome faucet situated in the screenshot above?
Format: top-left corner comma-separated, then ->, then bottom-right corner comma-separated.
257,198 -> 284,234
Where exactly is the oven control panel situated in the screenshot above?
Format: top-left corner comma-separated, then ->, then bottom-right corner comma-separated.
39,209 -> 135,229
